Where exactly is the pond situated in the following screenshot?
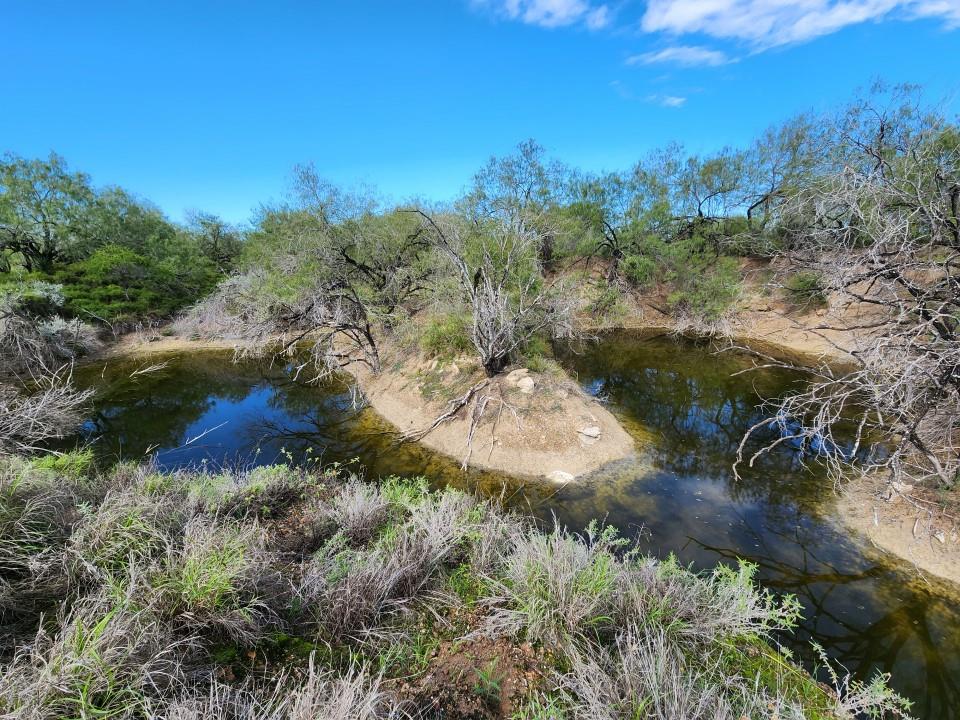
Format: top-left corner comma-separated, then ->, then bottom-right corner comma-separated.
65,333 -> 960,719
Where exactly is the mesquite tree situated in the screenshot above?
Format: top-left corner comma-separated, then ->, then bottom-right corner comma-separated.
415,210 -> 576,376
188,173 -> 432,380
738,91 -> 960,490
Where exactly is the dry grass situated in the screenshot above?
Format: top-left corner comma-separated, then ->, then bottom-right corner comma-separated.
0,456 -> 912,720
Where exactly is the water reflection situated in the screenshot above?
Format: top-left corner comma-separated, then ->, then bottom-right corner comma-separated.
67,338 -> 960,719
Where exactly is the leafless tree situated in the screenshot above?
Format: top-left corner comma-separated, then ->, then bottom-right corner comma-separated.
738,91 -> 960,491
0,366 -> 93,454
414,210 -> 577,376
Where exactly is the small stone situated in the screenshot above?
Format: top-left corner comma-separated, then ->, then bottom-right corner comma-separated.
505,368 -> 530,385
757,303 -> 772,312
883,482 -> 913,502
815,308 -> 828,317
579,425 -> 602,439
934,531 -> 946,544
546,470 -> 574,483
516,376 -> 535,394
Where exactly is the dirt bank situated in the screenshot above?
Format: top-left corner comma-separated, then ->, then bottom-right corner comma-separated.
837,476 -> 960,586
353,349 -> 639,481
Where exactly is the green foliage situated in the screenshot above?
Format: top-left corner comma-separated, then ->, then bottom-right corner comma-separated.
1,153 -> 237,325
519,334 -> 553,372
43,243 -> 221,323
621,253 -> 657,288
157,520 -> 253,614
585,284 -> 629,326
420,313 -> 472,358
667,251 -> 741,322
785,271 -> 827,306
28,448 -> 95,479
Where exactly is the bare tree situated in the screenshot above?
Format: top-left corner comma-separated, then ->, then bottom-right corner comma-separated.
185,175 -> 432,382
0,368 -> 93,454
414,210 -> 577,376
737,90 -> 960,491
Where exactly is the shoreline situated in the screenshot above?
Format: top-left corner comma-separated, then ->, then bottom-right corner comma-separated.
836,475 -> 960,587
82,319 -> 960,587
89,332 -> 639,480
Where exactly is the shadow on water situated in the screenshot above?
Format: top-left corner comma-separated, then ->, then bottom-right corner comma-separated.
65,335 -> 960,719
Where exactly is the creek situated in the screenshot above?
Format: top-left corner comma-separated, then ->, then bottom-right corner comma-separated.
65,332 -> 960,719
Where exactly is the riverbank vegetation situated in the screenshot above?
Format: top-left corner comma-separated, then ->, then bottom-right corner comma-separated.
0,82 -> 953,717
0,453 -> 910,719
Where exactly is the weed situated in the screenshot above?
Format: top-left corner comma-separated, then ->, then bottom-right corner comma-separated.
420,313 -> 472,359
785,271 -> 827,306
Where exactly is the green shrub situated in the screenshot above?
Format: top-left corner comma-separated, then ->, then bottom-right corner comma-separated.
621,254 -> 657,288
37,244 -> 222,324
785,271 -> 827,306
420,314 -> 472,358
668,254 -> 741,322
586,285 -> 628,324
519,334 -> 553,372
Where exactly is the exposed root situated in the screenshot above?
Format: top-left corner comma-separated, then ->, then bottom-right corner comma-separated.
401,379 -> 490,443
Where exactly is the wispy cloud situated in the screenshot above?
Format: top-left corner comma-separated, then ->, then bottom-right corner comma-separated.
640,0 -> 960,49
627,45 -> 732,67
646,93 -> 687,107
471,0 -> 612,29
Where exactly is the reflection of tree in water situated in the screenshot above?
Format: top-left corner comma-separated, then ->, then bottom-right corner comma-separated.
697,525 -> 960,720
69,352 -> 274,462
558,333 -> 829,510
556,333 -> 959,719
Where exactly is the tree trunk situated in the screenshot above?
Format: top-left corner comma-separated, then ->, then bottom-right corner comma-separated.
483,353 -> 509,377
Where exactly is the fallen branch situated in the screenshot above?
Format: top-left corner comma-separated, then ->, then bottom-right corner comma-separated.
401,379 -> 490,443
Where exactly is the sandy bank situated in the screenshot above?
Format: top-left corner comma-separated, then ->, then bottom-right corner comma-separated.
351,346 -> 638,480
837,476 -> 960,586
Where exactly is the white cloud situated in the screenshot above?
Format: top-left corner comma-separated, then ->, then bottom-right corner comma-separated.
640,0 -> 960,48
647,93 -> 688,107
473,0 -> 612,29
627,45 -> 732,66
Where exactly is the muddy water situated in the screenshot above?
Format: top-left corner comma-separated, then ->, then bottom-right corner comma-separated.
67,334 -> 960,718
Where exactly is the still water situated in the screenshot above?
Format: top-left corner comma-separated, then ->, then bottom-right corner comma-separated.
68,333 -> 959,719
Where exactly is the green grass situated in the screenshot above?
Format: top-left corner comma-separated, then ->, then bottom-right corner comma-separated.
420,313 -> 472,359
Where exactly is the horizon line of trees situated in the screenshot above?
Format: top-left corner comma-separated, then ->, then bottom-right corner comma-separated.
4,83 -> 960,493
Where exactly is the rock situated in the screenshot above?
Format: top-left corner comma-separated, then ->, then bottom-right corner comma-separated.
579,425 -> 602,439
505,368 -> 530,385
883,481 -> 914,502
545,470 -> 574,483
934,531 -> 946,544
757,303 -> 772,312
815,308 -> 828,317
516,376 -> 535,394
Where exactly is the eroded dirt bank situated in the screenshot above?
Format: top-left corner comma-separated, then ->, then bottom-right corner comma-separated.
87,316 -> 960,586
93,332 -> 638,480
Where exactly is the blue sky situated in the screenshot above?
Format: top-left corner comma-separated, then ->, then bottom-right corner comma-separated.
5,0 -> 959,224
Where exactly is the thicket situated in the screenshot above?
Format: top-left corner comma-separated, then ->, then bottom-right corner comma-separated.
0,153 -> 239,328
0,454 -> 911,719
